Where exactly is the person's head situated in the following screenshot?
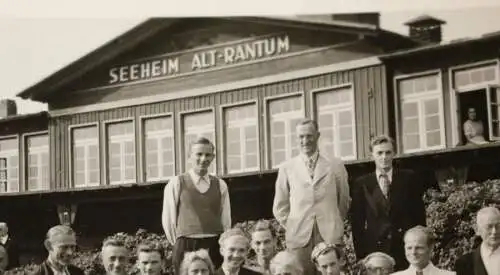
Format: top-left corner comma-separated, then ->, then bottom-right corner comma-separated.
101,238 -> 129,275
311,242 -> 342,275
219,228 -> 250,270
404,226 -> 435,270
476,206 -> 500,249
269,251 -> 303,275
295,119 -> 320,156
44,225 -> 77,267
180,249 -> 214,275
0,223 -> 8,237
0,245 -> 8,273
369,135 -> 395,171
189,137 -> 215,176
250,220 -> 277,260
468,107 -> 477,120
136,243 -> 165,275
361,252 -> 395,275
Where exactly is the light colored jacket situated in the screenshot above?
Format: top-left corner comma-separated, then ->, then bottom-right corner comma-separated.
272,154 -> 350,248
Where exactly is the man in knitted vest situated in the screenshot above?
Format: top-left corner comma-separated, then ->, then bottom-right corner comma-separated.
162,137 -> 231,275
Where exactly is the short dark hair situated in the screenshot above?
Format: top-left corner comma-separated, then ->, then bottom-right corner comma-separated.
137,242 -> 165,259
251,219 -> 276,238
102,237 -> 126,250
369,135 -> 395,153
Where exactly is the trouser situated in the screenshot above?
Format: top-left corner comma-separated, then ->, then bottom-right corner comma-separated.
172,236 -> 223,275
288,222 -> 326,275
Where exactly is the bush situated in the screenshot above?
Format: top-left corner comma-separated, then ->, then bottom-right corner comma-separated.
9,179 -> 500,274
425,179 -> 500,270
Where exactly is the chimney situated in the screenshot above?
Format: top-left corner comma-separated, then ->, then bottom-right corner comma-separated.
0,99 -> 17,119
404,15 -> 446,44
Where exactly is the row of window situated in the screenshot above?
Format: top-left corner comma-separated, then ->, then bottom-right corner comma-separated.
2,62 -> 499,192
0,85 -> 356,192
0,134 -> 48,193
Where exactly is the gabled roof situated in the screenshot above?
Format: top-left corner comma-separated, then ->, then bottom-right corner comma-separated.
16,16 -> 407,103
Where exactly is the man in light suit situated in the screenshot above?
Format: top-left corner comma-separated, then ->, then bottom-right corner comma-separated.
273,118 -> 350,275
350,135 -> 426,271
392,226 -> 455,275
455,206 -> 500,275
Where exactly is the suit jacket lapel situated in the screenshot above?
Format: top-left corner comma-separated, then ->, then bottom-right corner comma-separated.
365,172 -> 390,217
312,156 -> 329,185
473,248 -> 488,275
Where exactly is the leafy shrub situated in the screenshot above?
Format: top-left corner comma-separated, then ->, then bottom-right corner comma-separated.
425,179 -> 500,270
9,179 -> 500,274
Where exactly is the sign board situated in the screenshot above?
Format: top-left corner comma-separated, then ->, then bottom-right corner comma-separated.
108,34 -> 291,86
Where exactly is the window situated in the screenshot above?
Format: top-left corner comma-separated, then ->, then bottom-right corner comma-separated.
71,126 -> 99,188
314,86 -> 356,160
143,116 -> 174,181
487,85 -> 500,141
268,96 -> 303,168
453,64 -> 497,89
26,134 -> 49,191
106,121 -> 135,185
398,74 -> 444,152
224,104 -> 259,173
0,138 -> 19,193
183,111 -> 215,174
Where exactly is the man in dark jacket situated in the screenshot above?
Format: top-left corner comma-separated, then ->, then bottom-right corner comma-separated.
350,135 -> 427,271
455,206 -> 500,275
0,223 -> 19,270
31,225 -> 84,275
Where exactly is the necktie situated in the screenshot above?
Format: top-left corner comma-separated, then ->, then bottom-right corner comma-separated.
307,155 -> 318,178
379,173 -> 390,199
416,270 -> 423,275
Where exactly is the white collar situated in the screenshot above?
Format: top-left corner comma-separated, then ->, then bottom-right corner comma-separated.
407,262 -> 436,274
188,169 -> 210,184
376,169 -> 393,180
300,150 -> 319,163
481,241 -> 500,257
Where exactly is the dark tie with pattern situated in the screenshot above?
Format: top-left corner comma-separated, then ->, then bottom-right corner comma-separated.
379,173 -> 390,199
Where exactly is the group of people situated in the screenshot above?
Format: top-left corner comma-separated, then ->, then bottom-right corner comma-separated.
0,118 -> 498,275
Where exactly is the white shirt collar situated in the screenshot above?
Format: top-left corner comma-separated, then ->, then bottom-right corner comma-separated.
376,168 -> 393,182
407,262 -> 436,274
481,241 -> 500,257
0,235 -> 8,245
300,150 -> 319,163
188,169 -> 210,184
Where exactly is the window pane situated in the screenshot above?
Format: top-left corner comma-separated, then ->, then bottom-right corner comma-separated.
340,142 -> 353,156
425,115 -> 440,131
424,99 -> 439,115
426,131 -> 441,147
403,118 -> 419,134
402,103 -> 418,118
403,134 -> 420,150
338,111 -> 352,126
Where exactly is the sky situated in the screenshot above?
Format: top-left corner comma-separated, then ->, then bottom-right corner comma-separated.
1,1 -> 500,115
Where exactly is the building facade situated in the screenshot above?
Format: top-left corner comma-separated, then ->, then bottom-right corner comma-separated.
1,14 -> 500,260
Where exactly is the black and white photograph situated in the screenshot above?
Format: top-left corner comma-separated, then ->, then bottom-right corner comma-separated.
0,1 -> 499,274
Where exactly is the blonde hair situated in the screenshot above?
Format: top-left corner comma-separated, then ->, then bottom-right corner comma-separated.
179,249 -> 215,275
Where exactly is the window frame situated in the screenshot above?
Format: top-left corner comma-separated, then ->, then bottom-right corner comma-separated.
220,100 -> 260,175
394,69 -> 446,154
310,83 -> 357,161
264,92 -> 306,170
178,108 -> 217,174
22,131 -> 49,191
68,122 -> 100,188
138,113 -> 176,183
102,118 -> 136,186
0,134 -> 20,193
448,59 -> 500,145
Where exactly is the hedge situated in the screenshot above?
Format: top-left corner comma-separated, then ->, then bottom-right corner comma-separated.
8,179 -> 500,275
